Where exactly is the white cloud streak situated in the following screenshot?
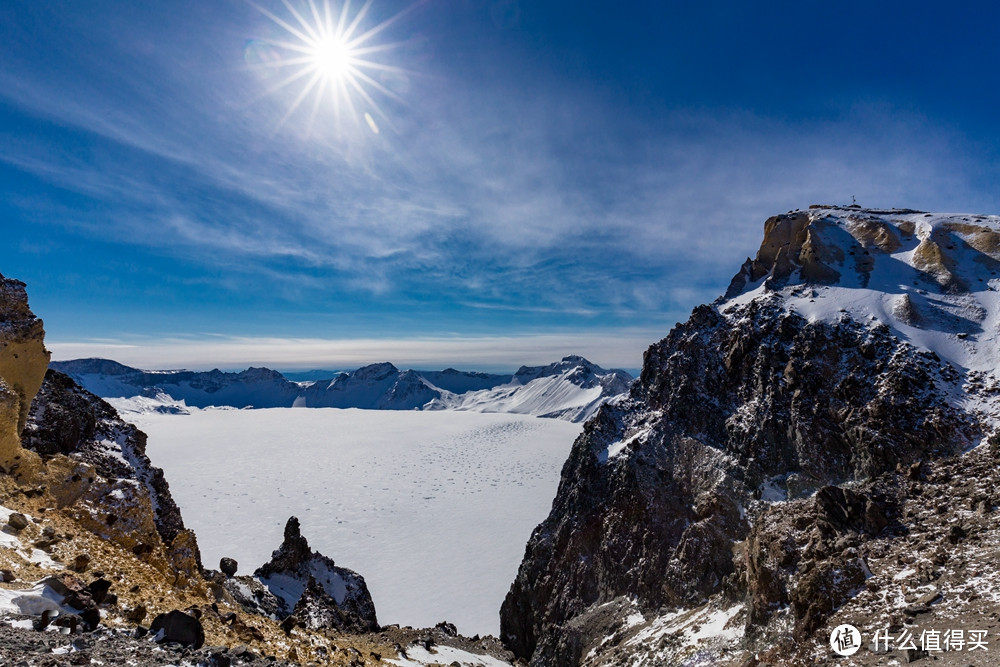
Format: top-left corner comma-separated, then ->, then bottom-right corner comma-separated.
47,330 -> 665,372
3,3 -> 998,327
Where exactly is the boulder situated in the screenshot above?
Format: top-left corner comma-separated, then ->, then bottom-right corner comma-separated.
149,609 -> 205,649
220,557 -> 238,577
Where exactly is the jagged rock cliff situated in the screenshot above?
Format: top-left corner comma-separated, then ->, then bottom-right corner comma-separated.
501,206 -> 1000,665
0,274 -> 50,480
21,369 -> 197,573
251,516 -> 379,634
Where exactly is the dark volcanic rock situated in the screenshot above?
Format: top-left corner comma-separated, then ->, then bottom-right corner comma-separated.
290,575 -> 375,633
500,295 -> 976,665
40,573 -> 101,631
220,557 -> 239,577
149,609 -> 205,648
21,369 -> 192,552
253,516 -> 378,633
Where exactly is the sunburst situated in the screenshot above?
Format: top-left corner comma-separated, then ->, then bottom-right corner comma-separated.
246,0 -> 418,134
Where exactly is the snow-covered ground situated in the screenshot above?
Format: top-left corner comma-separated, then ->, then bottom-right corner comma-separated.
130,408 -> 580,637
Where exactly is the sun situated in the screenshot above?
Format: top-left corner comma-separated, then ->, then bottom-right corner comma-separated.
246,0 -> 418,133
312,37 -> 352,79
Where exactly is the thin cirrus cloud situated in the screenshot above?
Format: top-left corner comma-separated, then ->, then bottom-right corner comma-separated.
46,331 -> 666,373
5,69 -> 986,310
3,0 -> 999,361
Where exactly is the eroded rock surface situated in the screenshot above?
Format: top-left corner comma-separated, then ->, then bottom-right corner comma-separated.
501,207 -> 1000,666
254,516 -> 379,633
0,273 -> 49,480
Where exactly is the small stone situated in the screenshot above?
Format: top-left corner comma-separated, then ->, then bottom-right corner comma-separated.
435,621 -> 458,636
231,645 -> 250,658
33,538 -> 56,551
132,543 -> 153,557
71,553 -> 91,573
916,590 -> 942,606
126,603 -> 147,624
87,578 -> 112,604
903,603 -> 931,616
7,512 -> 29,531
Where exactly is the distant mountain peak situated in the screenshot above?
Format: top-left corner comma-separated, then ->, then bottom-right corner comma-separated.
350,362 -> 399,380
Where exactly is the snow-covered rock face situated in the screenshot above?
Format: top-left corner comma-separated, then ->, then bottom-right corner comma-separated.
50,360 -> 303,410
253,516 -> 378,634
301,363 -> 441,409
19,369 -> 200,583
726,207 -> 1000,376
501,206 -> 1000,666
429,356 -> 633,423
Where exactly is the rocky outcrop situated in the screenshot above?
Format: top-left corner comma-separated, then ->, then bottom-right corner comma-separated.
0,273 -> 50,480
2,275 -> 518,666
21,369 -> 191,551
501,207 -> 996,666
253,516 -> 379,633
1,273 -> 198,589
501,298 -> 974,664
725,212 -> 843,295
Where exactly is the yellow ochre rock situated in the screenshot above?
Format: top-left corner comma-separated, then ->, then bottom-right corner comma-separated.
0,274 -> 49,479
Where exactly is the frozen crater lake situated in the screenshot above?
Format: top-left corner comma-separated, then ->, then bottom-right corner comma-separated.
128,408 -> 581,636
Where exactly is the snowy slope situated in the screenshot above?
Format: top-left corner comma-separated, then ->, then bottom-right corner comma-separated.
52,356 -> 631,422
721,206 -> 1000,424
131,408 -> 580,637
427,356 -> 633,422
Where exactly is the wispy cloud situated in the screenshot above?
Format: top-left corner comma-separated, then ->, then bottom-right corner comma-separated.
47,330 -> 664,372
3,1 -> 998,340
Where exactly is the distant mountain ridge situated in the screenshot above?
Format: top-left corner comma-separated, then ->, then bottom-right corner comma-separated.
50,356 -> 633,423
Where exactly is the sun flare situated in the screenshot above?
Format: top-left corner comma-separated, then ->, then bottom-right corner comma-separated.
312,37 -> 352,79
247,0 -> 417,133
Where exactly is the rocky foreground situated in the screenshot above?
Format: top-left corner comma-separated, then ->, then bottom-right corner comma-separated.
0,273 -> 517,667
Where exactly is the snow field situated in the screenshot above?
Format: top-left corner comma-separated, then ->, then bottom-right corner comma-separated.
132,408 -> 580,637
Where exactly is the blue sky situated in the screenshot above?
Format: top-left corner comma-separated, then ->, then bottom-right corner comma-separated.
3,0 -> 999,371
